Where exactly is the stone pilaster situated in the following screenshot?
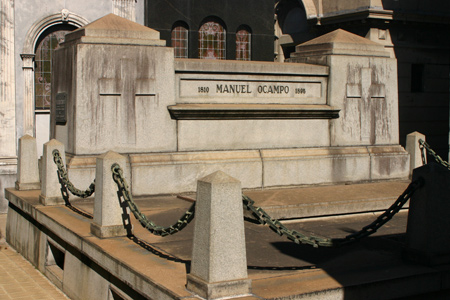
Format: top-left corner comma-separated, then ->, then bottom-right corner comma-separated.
0,0 -> 16,158
112,0 -> 136,22
0,0 -> 17,212
20,54 -> 35,136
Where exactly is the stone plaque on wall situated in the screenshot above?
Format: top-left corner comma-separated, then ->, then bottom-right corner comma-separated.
55,93 -> 67,125
177,75 -> 327,105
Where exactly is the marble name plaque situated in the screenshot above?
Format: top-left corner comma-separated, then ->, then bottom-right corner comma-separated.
179,79 -> 323,104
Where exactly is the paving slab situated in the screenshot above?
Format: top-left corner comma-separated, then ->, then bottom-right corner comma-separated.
243,180 -> 411,219
0,214 -> 71,300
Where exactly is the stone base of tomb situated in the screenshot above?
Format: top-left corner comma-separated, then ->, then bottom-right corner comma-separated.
64,145 -> 409,197
5,183 -> 450,300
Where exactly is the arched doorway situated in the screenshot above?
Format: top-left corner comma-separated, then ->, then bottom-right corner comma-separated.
34,25 -> 76,156
21,12 -> 88,156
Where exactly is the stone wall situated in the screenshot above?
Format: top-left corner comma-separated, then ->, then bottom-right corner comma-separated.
0,0 -> 17,213
0,1 -> 145,213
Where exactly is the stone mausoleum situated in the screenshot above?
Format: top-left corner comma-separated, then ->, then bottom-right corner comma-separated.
49,13 -> 408,197
4,8 -> 450,300
1,0 -> 449,211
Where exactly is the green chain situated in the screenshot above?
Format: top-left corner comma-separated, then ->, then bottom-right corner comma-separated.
111,163 -> 195,237
243,178 -> 422,248
419,139 -> 450,169
243,195 -> 333,248
52,149 -> 95,198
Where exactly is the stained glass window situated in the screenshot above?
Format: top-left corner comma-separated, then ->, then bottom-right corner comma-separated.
236,28 -> 251,61
199,21 -> 226,60
172,24 -> 189,58
34,30 -> 70,110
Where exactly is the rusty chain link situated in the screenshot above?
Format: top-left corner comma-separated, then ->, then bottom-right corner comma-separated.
419,139 -> 450,169
243,178 -> 423,248
335,178 -> 423,246
243,195 -> 333,248
53,150 -> 95,198
111,163 -> 195,237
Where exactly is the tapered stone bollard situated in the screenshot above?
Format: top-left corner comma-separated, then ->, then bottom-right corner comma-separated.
90,151 -> 129,238
187,171 -> 251,299
39,139 -> 66,205
15,135 -> 40,190
404,162 -> 450,265
406,131 -> 426,175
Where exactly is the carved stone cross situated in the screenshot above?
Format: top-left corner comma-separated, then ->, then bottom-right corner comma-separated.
98,59 -> 155,146
346,67 -> 386,144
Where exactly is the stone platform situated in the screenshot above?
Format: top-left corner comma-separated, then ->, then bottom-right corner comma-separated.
5,181 -> 450,299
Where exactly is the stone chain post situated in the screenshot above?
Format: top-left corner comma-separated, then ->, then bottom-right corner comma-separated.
406,131 -> 426,175
187,171 -> 251,299
15,135 -> 40,191
90,151 -> 130,238
40,139 -> 65,205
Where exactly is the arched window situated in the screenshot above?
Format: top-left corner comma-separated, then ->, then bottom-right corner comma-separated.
171,22 -> 189,58
34,26 -> 75,110
236,26 -> 251,61
199,19 -> 226,60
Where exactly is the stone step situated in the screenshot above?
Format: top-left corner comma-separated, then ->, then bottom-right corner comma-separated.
243,180 -> 411,219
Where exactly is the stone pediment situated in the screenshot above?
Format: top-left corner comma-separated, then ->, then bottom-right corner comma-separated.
292,29 -> 389,58
65,13 -> 165,46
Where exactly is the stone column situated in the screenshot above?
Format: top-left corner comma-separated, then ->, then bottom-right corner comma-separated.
404,162 -> 450,265
15,135 -> 40,190
90,151 -> 128,238
112,0 -> 136,22
406,131 -> 426,174
40,139 -> 66,205
0,0 -> 16,153
187,171 -> 251,299
20,54 -> 35,136
0,0 -> 17,212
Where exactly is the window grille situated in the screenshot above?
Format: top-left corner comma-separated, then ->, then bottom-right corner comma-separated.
199,21 -> 226,60
236,28 -> 251,61
172,25 -> 189,58
34,30 -> 70,110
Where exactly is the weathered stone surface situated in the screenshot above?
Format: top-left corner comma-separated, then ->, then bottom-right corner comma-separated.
405,162 -> 450,265
290,29 -> 399,148
91,151 -> 128,238
15,135 -> 40,190
0,0 -> 17,211
39,139 -> 65,205
112,0 -> 137,22
52,14 -> 175,155
65,13 -> 163,45
177,119 -> 329,151
368,145 -> 410,180
290,29 -> 390,59
130,150 -> 262,195
187,171 -> 251,299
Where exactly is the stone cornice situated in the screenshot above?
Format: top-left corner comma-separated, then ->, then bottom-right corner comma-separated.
167,104 -> 340,120
20,54 -> 35,69
311,8 -> 450,25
